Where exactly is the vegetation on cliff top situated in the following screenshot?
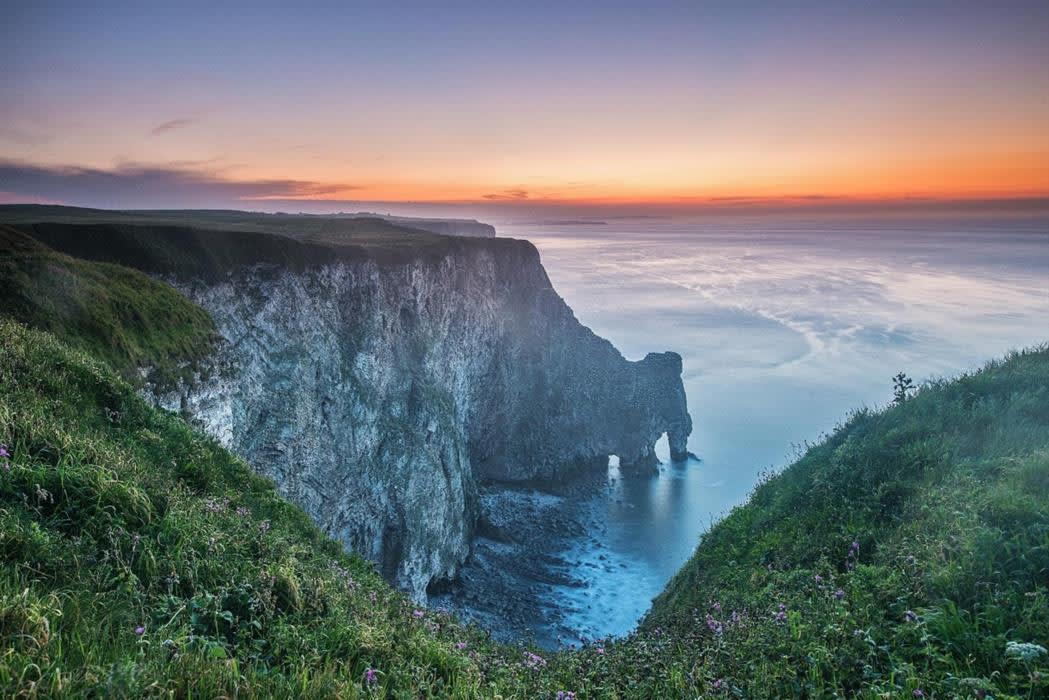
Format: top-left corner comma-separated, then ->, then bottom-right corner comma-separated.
0,226 -> 215,386
0,206 -> 525,278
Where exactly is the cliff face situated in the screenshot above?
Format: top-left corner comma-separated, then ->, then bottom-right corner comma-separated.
19,220 -> 691,599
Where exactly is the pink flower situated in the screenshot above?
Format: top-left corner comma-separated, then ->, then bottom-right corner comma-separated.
412,609 -> 425,619
364,667 -> 377,685
455,641 -> 467,651
522,651 -> 546,670
595,646 -> 605,655
134,625 -> 145,636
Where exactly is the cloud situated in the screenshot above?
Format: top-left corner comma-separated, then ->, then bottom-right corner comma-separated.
150,118 -> 195,136
481,188 -> 529,200
0,160 -> 360,209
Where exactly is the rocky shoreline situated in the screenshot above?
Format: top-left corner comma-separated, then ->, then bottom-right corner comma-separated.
430,466 -> 626,649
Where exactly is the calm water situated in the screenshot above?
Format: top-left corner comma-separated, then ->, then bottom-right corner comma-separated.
499,214 -> 1049,644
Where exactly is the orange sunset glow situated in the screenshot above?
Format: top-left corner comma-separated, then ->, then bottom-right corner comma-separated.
3,3 -> 1048,211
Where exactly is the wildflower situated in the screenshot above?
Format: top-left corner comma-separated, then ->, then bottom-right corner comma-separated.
412,609 -> 425,619
730,610 -> 742,624
904,610 -> 918,623
0,445 -> 9,458
369,591 -> 378,603
778,602 -> 786,611
1005,640 -> 1047,661
913,690 -> 924,698
906,555 -> 916,564
204,497 -> 229,514
712,678 -> 726,691
364,667 -> 377,685
556,692 -> 576,700
834,589 -> 845,600
774,610 -> 787,622
455,641 -> 467,651
522,651 -> 547,670
711,601 -> 722,612
258,520 -> 271,534
595,646 -> 605,654
813,574 -> 822,583
134,625 -> 146,636
235,506 -> 250,517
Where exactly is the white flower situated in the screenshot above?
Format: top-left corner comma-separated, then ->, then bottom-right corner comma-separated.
1005,641 -> 1047,662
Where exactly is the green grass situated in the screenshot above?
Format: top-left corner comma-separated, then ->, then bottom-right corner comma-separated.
0,320 -> 1046,697
0,226 -> 216,387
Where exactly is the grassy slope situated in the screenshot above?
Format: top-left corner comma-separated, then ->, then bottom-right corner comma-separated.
1,321 -> 1046,698
639,347 -> 1049,698
0,226 -> 215,386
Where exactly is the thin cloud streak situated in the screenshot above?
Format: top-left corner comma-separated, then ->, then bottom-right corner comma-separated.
150,118 -> 195,136
482,189 -> 530,200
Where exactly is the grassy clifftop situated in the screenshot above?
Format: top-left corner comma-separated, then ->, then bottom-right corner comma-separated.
0,226 -> 215,385
0,206 -> 537,283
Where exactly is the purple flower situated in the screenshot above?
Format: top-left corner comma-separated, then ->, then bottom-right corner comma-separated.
455,641 -> 467,651
235,506 -> 250,517
522,651 -> 547,670
134,625 -> 145,636
813,574 -> 823,583
0,444 -> 10,458
913,690 -> 924,698
774,611 -> 788,622
711,601 -> 722,612
412,609 -> 425,619
364,667 -> 377,685
905,610 -> 918,622
712,678 -> 726,690
556,692 -> 576,700
778,602 -> 787,611
595,646 -> 605,654
834,589 -> 845,600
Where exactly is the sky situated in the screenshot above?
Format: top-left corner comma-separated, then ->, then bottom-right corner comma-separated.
2,1 -> 1049,214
